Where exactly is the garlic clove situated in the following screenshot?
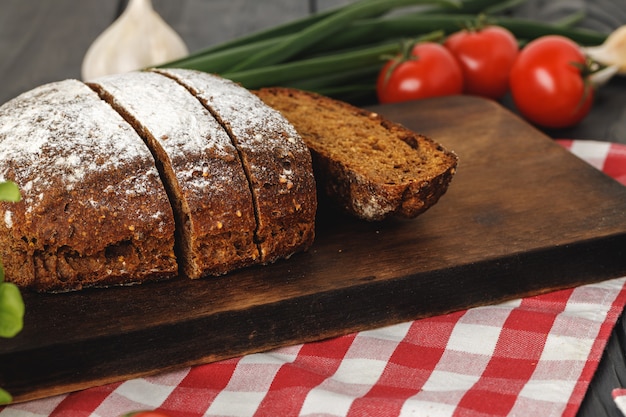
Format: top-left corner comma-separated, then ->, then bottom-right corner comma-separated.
583,25 -> 626,75
81,0 -> 188,81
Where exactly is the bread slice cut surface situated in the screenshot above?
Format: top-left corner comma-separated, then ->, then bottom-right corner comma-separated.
254,88 -> 458,221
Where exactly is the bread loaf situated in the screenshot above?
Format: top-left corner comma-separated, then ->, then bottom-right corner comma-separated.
0,80 -> 177,292
254,88 -> 458,221
88,71 -> 259,279
154,69 -> 317,263
0,70 -> 456,292
0,71 -> 316,292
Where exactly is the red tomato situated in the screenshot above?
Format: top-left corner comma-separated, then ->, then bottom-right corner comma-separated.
509,35 -> 593,129
376,42 -> 463,104
444,25 -> 519,99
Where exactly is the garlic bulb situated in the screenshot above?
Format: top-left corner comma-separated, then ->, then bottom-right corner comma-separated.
583,25 -> 626,76
81,0 -> 188,81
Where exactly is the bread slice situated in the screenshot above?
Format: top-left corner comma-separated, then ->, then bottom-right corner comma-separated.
88,71 -> 259,279
254,88 -> 458,221
154,69 -> 317,263
0,80 -> 177,292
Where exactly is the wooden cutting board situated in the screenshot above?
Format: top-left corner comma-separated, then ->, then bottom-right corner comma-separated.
3,95 -> 626,403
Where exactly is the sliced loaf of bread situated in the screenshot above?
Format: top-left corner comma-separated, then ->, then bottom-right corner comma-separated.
0,72 -> 317,292
88,71 -> 259,279
0,80 -> 177,292
254,88 -> 458,221
154,69 -> 317,263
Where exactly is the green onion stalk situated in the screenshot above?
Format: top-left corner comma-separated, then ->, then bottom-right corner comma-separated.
157,0 -> 609,104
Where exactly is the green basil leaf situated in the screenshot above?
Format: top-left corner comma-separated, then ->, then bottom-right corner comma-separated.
0,181 -> 21,203
0,282 -> 24,338
0,387 -> 12,405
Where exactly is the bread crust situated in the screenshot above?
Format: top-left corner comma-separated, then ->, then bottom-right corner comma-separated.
88,71 -> 259,279
0,80 -> 177,292
154,69 -> 317,263
254,88 -> 458,221
0,73 -> 318,292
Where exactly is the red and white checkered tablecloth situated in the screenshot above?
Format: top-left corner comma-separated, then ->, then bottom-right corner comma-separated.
2,140 -> 626,417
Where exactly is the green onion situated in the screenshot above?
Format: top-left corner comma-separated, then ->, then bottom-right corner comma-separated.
311,14 -> 606,52
284,65 -> 382,91
552,10 -> 586,28
160,10 -> 607,76
313,85 -> 378,106
157,0 -> 610,105
480,0 -> 527,15
490,15 -> 607,44
160,36 -> 287,73
221,41 -> 403,89
406,0 -> 524,14
228,0 -> 461,72
164,0 -> 508,70
163,3 -> 349,67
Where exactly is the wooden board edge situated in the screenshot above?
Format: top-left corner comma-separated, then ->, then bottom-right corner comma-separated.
5,232 -> 626,403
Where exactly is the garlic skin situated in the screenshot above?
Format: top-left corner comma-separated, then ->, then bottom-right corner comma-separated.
583,25 -> 626,75
81,0 -> 188,81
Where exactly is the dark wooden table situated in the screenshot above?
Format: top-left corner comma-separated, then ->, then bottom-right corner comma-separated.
1,1 -> 625,415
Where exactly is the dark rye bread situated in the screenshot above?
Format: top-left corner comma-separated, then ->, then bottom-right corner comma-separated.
254,88 -> 458,221
0,80 -> 177,292
0,72 -> 317,292
155,69 -> 317,263
88,71 -> 259,279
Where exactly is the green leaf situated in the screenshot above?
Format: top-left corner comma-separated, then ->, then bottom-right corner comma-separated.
0,181 -> 20,203
0,282 -> 24,338
0,387 -> 12,405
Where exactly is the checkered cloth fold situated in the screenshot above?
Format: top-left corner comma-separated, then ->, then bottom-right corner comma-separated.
2,140 -> 626,417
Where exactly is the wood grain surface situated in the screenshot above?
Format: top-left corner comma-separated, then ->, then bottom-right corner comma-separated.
1,95 -> 625,403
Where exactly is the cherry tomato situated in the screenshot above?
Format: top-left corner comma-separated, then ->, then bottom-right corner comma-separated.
509,35 -> 593,129
376,42 -> 463,104
444,25 -> 519,99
